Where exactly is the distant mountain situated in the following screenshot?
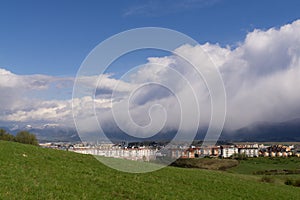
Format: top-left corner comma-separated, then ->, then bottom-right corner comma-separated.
1,118 -> 299,143
224,118 -> 300,142
28,126 -> 80,142
1,124 -> 81,143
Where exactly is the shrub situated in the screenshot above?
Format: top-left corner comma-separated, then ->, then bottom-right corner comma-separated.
14,131 -> 38,146
293,179 -> 300,187
285,179 -> 293,185
260,176 -> 274,183
0,129 -> 15,141
232,153 -> 248,160
0,129 -> 38,146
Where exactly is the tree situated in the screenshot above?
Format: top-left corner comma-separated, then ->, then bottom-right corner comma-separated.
231,152 -> 248,160
0,129 -> 15,141
15,131 -> 38,146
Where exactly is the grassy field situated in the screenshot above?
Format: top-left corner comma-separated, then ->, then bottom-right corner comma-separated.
1,141 -> 300,199
227,157 -> 300,185
228,157 -> 300,174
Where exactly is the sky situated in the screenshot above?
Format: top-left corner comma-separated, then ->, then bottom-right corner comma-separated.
1,0 -> 300,140
1,0 -> 300,76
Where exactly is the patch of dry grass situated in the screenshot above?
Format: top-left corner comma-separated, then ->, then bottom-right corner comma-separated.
171,158 -> 239,170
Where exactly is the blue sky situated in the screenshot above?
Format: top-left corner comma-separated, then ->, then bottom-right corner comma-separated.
1,0 -> 300,76
1,0 -> 300,134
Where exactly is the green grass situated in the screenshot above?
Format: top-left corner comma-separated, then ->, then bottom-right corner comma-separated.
227,157 -> 300,174
1,141 -> 300,199
94,155 -> 166,173
227,157 -> 300,186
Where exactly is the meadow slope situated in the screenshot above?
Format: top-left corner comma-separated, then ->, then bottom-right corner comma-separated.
0,141 -> 300,199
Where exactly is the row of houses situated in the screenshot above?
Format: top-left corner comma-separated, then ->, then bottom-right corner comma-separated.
260,144 -> 296,157
41,142 -> 299,161
170,145 -> 258,159
173,143 -> 299,159
69,147 -> 157,161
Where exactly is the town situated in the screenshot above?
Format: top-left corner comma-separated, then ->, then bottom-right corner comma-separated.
40,141 -> 300,161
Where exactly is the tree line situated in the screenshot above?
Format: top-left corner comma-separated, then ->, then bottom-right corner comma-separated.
0,129 -> 38,146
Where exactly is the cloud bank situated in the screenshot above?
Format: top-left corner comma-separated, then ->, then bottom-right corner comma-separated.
1,20 -> 300,139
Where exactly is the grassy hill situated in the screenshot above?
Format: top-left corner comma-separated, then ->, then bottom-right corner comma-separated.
1,141 -> 300,199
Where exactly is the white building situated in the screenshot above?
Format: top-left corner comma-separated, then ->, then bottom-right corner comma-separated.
238,148 -> 259,157
71,147 -> 157,161
220,145 -> 238,158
